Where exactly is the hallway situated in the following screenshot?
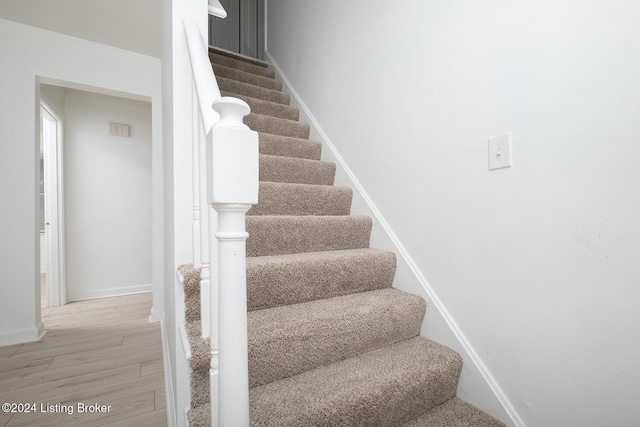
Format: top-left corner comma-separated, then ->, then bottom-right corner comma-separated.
0,293 -> 166,426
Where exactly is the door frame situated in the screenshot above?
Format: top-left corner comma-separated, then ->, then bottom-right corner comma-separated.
40,96 -> 66,307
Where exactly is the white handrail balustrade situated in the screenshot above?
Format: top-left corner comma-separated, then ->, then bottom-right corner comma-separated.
184,14 -> 257,427
185,19 -> 215,340
208,0 -> 227,19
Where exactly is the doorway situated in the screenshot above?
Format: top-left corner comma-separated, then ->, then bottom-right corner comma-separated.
209,0 -> 265,60
40,98 -> 65,308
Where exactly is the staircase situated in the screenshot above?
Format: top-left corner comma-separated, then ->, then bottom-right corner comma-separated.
183,47 -> 505,427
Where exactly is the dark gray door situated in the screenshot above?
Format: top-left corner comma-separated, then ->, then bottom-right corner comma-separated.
209,0 -> 240,53
209,0 -> 265,60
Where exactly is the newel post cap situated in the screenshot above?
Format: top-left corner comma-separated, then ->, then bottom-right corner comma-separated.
212,97 -> 251,130
206,96 -> 259,206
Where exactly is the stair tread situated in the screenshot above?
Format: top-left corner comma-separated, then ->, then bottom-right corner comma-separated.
248,287 -> 426,387
185,249 -> 399,372
217,76 -> 290,105
246,215 -> 372,257
185,286 -> 423,376
222,91 -> 299,121
213,63 -> 282,91
184,248 -> 396,313
189,337 -> 463,427
246,112 -> 310,139
209,46 -> 270,69
247,249 -> 396,311
249,337 -> 462,426
403,397 -> 506,427
249,181 -> 352,216
258,132 -> 322,160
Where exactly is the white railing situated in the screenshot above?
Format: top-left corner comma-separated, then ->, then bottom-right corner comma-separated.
184,18 -> 258,427
208,0 -> 227,18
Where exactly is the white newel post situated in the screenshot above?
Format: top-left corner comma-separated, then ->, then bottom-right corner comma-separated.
207,97 -> 258,427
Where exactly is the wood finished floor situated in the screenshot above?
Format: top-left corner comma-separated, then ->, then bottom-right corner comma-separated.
0,293 -> 167,427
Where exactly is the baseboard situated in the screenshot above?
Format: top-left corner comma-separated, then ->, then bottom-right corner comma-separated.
67,284 -> 153,302
149,305 -> 164,323
265,50 -> 524,427
0,321 -> 47,346
160,315 -> 178,427
183,405 -> 190,427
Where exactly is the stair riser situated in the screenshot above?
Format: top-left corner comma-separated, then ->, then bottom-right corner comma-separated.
248,338 -> 463,427
223,92 -> 299,121
259,155 -> 335,186
245,114 -> 310,140
185,322 -> 210,371
213,64 -> 282,92
258,133 -> 322,160
246,216 -> 372,257
185,293 -> 200,323
190,368 -> 209,408
403,398 -> 507,427
209,52 -> 273,78
247,250 -> 396,311
180,265 -> 201,323
249,183 -> 352,216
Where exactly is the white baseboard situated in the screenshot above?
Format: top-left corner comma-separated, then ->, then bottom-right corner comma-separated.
67,284 -> 153,302
149,305 -> 164,323
0,321 -> 47,346
265,50 -> 524,427
183,405 -> 190,427
161,315 -> 178,427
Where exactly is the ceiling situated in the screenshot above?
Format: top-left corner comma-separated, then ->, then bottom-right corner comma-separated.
0,0 -> 161,57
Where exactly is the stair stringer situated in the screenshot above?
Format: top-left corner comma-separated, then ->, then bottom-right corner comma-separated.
265,50 -> 523,427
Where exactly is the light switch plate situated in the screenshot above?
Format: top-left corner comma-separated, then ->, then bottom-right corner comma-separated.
110,122 -> 130,137
488,133 -> 511,170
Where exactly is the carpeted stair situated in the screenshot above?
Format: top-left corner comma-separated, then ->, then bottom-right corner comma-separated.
183,47 -> 505,426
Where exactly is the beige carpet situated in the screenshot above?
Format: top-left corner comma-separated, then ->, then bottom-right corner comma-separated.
183,47 -> 506,427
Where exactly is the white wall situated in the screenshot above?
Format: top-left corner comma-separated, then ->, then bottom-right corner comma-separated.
160,0 -> 210,423
0,18 -> 162,346
63,89 -> 152,301
39,233 -> 46,272
0,0 -> 161,57
266,1 -> 640,426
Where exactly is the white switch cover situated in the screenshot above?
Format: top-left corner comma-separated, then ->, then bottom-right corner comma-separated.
110,122 -> 131,137
488,133 -> 512,170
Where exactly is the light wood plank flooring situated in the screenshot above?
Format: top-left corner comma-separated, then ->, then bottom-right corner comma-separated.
0,293 -> 167,427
